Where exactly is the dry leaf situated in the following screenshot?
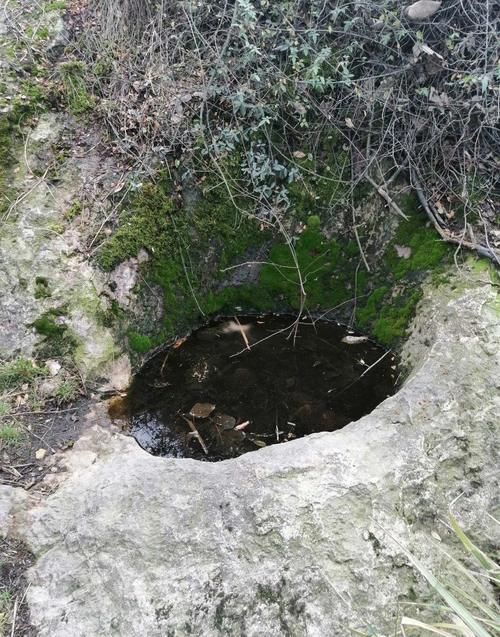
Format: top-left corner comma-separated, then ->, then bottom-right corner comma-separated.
189,403 -> 215,419
221,320 -> 251,336
421,43 -> 443,60
436,200 -> 454,220
252,439 -> 267,448
234,420 -> 250,431
172,336 -> 187,349
214,414 -> 236,431
405,0 -> 442,21
341,335 -> 369,345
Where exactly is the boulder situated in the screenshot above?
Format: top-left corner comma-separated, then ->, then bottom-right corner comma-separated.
3,269 -> 500,636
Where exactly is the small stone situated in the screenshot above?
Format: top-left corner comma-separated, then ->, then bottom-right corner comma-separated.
35,448 -> 47,461
45,359 -> 62,376
38,378 -> 60,398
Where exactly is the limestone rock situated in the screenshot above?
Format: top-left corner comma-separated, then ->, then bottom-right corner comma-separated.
2,271 -> 499,636
99,355 -> 132,394
109,257 -> 142,308
0,485 -> 30,538
0,109 -> 121,378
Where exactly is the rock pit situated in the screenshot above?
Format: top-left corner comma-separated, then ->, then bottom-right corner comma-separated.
1,267 -> 498,636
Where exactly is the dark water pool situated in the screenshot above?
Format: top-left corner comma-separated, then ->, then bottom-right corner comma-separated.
123,315 -> 398,461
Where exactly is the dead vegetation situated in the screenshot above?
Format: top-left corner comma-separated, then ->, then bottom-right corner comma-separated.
0,538 -> 35,637
67,0 -> 499,263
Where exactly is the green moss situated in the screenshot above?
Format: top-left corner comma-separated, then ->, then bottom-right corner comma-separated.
64,200 -> 82,221
59,61 -> 94,115
357,287 -> 389,327
253,218 -> 351,311
99,177 -> 175,270
34,276 -> 51,299
31,309 -> 67,337
101,158 -> 453,350
372,290 -> 423,345
385,194 -> 449,280
30,308 -> 78,358
353,199 -> 452,345
128,331 -> 153,354
99,167 -> 268,342
204,284 -> 275,316
44,0 -> 67,10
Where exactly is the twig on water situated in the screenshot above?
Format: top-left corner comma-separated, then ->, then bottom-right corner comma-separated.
233,316 -> 251,351
181,415 -> 209,455
329,349 -> 393,397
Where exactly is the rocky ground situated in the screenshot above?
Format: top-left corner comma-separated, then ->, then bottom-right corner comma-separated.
0,2 -> 499,635
0,0 -> 131,483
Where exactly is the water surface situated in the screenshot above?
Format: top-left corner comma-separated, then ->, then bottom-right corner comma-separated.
125,315 -> 397,461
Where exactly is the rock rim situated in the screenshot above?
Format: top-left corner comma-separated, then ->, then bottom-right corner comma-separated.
2,266 -> 499,636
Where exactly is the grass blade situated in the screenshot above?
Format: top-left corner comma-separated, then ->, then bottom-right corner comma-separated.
384,531 -> 493,637
449,515 -> 499,574
402,617 -> 463,636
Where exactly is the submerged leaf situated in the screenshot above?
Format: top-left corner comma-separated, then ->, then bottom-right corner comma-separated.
189,402 -> 215,419
252,439 -> 267,448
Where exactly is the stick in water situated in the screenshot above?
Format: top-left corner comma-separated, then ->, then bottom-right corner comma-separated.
233,316 -> 251,351
181,415 -> 209,455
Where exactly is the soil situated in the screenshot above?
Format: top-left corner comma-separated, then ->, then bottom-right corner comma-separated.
0,398 -> 93,491
0,538 -> 35,637
124,315 -> 398,461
